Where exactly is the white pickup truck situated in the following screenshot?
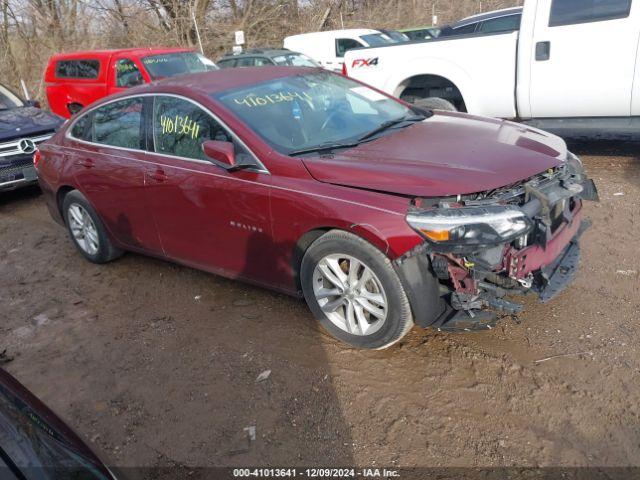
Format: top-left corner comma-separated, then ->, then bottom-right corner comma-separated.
345,0 -> 640,139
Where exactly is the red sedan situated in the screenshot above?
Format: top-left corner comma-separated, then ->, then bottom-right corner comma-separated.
36,67 -> 598,349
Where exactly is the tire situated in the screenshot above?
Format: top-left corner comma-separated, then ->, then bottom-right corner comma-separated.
300,230 -> 414,350
411,97 -> 457,112
62,190 -> 123,264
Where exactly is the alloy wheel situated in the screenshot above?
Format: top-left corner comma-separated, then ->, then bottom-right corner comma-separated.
312,253 -> 388,336
68,203 -> 99,255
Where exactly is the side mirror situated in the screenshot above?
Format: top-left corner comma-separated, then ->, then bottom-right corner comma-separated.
203,140 -> 236,168
25,100 -> 41,109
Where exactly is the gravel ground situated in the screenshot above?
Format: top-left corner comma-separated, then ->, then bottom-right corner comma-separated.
1,142 -> 639,473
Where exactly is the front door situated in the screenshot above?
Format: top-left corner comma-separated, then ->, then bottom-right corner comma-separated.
529,0 -> 639,118
143,95 -> 274,284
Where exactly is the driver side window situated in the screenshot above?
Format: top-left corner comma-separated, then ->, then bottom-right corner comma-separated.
152,96 -> 254,166
116,59 -> 144,88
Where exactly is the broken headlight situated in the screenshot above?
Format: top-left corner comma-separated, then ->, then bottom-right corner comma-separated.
406,205 -> 533,249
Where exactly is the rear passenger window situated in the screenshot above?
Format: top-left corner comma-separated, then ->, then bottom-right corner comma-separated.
70,114 -> 92,141
93,98 -> 144,150
217,59 -> 236,68
549,0 -> 632,26
56,60 -> 100,79
236,57 -> 256,67
152,96 -> 231,161
451,23 -> 478,35
254,57 -> 272,67
479,14 -> 521,33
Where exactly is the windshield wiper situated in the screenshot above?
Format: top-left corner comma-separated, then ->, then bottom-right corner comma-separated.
288,141 -> 361,157
358,115 -> 426,142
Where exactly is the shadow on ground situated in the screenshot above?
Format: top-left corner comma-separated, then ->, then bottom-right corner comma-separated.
1,186 -> 355,474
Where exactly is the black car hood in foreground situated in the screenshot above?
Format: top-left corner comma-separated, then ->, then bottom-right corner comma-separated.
0,107 -> 63,139
0,368 -> 115,479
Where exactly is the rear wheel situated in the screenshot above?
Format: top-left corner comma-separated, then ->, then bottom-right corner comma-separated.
301,230 -> 414,349
62,190 -> 122,263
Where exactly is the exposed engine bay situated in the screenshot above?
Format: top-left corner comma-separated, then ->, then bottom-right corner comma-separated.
403,152 -> 599,331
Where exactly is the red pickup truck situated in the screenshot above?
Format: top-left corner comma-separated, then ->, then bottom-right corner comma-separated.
45,47 -> 217,118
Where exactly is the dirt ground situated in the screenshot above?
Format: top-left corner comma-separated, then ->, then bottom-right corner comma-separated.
1,142 -> 639,473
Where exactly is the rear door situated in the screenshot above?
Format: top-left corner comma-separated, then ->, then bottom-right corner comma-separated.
68,97 -> 162,253
528,0 -> 639,118
143,95 -> 273,283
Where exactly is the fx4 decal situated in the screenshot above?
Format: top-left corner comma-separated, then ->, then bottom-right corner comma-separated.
351,57 -> 379,68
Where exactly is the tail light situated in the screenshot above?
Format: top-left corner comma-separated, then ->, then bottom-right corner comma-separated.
33,148 -> 41,170
341,62 -> 347,76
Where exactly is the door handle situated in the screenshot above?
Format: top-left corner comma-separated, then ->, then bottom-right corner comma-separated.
536,41 -> 551,61
150,168 -> 168,182
76,158 -> 94,169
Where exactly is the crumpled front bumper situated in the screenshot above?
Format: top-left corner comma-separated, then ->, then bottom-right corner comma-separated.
535,218 -> 590,303
507,204 -> 585,280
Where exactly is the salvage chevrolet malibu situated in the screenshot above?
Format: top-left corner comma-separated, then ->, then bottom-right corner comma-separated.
36,67 -> 598,349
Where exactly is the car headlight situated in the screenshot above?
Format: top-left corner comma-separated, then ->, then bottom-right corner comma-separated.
406,205 -> 533,248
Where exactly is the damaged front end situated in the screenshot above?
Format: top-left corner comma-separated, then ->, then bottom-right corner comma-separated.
403,152 -> 598,332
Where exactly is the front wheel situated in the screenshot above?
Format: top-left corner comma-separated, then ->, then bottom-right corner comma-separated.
300,230 -> 414,350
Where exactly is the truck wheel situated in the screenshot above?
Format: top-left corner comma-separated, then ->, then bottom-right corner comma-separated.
411,97 -> 457,112
62,190 -> 123,264
300,230 -> 414,350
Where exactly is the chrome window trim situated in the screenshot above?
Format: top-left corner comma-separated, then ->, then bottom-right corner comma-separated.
65,92 -> 269,174
454,12 -> 520,30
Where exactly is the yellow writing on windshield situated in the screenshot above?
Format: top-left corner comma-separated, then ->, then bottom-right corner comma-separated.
233,91 -> 312,108
144,57 -> 170,64
160,114 -> 201,140
117,63 -> 137,73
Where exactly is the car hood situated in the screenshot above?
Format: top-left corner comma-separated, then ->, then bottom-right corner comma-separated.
0,107 -> 63,138
301,112 -> 567,197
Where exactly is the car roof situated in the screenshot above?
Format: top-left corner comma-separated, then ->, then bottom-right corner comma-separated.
398,26 -> 435,32
219,48 -> 295,60
452,6 -> 523,28
120,66 -> 319,98
49,47 -> 195,61
285,29 -> 382,40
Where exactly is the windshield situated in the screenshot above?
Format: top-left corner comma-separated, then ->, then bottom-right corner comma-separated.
272,53 -> 318,67
360,33 -> 394,46
142,52 -> 218,79
216,72 -> 419,155
0,85 -> 24,110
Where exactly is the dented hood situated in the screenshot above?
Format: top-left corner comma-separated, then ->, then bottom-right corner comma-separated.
301,112 -> 567,197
